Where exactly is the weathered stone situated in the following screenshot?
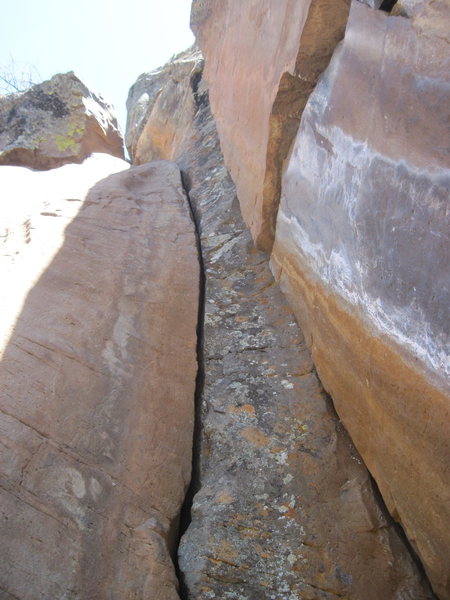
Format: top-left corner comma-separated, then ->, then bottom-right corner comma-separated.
0,72 -> 124,170
271,2 -> 450,597
360,0 -> 385,8
190,0 -> 351,251
127,51 -> 433,600
391,0 -> 422,16
0,155 -> 199,598
126,45 -> 203,163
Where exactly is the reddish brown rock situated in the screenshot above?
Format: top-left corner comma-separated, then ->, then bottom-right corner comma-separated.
126,45 -> 203,164
191,0 -> 351,251
127,51 -> 434,600
271,2 -> 450,597
0,155 -> 199,598
0,72 -> 124,170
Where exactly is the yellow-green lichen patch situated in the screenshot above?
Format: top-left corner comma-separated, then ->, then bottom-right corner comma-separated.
51,121 -> 84,153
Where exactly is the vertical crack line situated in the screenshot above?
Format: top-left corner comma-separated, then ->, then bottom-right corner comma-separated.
175,169 -> 206,600
366,471 -> 439,599
328,386 -> 437,599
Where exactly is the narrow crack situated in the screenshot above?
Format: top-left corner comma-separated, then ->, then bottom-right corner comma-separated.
364,469 -> 439,599
174,169 -> 206,600
326,387 -> 438,599
379,0 -> 398,12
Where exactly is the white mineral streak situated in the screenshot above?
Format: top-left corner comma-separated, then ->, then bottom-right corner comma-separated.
276,121 -> 450,379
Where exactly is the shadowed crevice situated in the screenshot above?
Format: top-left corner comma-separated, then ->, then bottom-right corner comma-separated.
379,0 -> 398,11
315,368 -> 437,599
174,170 -> 206,600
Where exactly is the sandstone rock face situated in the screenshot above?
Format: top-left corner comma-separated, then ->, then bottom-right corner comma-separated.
126,45 -> 203,163
0,72 -> 124,170
190,0 -> 351,251
0,155 -> 199,598
271,2 -> 450,597
127,52 -> 433,600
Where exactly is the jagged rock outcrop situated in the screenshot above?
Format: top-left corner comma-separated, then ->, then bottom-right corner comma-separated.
0,72 -> 124,170
127,48 -> 433,600
190,0 -> 352,251
271,2 -> 450,597
0,155 -> 199,598
126,45 -> 203,164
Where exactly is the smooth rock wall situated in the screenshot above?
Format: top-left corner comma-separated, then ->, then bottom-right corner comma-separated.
271,2 -> 450,597
190,0 -> 351,251
0,156 -> 199,599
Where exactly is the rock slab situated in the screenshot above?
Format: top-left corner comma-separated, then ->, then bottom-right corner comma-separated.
0,155 -> 199,599
271,2 -> 450,597
126,45 -> 203,164
0,72 -> 124,170
127,49 -> 433,600
190,0 -> 351,251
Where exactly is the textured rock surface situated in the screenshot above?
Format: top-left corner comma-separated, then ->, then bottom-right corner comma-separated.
0,72 -> 124,170
126,45 -> 202,163
271,2 -> 450,597
190,0 -> 351,251
127,52 -> 433,600
0,156 -> 199,598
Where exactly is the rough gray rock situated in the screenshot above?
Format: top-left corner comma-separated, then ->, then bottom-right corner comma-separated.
0,72 -> 124,170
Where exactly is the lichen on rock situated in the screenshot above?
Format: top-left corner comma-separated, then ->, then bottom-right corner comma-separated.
0,72 -> 124,170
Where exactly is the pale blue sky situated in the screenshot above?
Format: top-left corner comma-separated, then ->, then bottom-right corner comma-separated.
0,0 -> 194,134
